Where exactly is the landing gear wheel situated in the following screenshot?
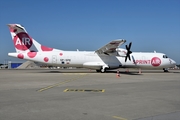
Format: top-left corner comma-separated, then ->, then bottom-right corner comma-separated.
96,70 -> 101,72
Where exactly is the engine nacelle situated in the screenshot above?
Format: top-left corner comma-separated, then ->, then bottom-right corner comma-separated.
116,48 -> 127,57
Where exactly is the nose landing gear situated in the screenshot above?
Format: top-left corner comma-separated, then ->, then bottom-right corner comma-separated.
163,68 -> 169,72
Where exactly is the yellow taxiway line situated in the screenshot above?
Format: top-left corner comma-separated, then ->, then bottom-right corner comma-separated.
37,74 -> 87,92
112,116 -> 127,120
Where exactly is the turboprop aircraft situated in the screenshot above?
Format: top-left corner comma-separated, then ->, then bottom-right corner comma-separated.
7,24 -> 176,72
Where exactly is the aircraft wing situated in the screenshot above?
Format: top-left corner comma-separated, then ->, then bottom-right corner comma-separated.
95,39 -> 126,55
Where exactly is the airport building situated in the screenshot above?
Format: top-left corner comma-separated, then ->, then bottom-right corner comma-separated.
8,61 -> 24,69
7,61 -> 40,69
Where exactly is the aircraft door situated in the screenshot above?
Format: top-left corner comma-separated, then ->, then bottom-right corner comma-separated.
52,55 -> 57,64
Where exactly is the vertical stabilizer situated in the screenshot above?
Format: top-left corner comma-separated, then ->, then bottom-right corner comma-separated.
7,24 -> 55,53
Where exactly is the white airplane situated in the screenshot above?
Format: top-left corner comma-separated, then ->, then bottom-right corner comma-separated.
7,24 -> 176,72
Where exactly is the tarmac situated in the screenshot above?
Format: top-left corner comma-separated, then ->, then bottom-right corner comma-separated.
0,69 -> 180,120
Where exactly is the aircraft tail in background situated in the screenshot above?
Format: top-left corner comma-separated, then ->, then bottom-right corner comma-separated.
7,24 -> 55,53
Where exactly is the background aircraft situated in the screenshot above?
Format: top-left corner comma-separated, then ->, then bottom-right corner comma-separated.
7,24 -> 176,72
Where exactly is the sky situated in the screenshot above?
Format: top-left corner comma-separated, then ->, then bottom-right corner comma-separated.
0,0 -> 180,64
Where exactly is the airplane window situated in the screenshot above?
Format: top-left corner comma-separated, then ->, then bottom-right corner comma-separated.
163,55 -> 168,58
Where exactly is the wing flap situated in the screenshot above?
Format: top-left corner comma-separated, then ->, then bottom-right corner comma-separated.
95,39 -> 126,54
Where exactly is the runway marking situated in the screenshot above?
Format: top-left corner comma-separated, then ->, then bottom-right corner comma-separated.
112,116 -> 127,120
37,74 -> 88,92
63,89 -> 105,92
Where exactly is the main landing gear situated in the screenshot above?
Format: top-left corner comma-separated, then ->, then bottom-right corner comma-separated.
96,70 -> 101,72
96,67 -> 108,73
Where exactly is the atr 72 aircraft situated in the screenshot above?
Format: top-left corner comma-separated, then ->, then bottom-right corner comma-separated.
7,24 -> 176,72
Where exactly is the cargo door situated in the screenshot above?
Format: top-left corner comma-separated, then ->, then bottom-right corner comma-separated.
52,55 -> 57,64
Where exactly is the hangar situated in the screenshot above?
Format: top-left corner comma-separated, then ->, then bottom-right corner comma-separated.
8,61 -> 23,69
7,61 -> 39,69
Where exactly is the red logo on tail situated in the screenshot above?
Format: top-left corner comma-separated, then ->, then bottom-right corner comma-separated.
14,32 -> 33,51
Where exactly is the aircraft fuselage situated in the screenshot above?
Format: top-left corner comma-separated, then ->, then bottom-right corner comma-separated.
8,51 -> 176,70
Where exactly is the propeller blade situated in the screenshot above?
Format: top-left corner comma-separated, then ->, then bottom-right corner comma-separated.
128,54 -> 131,61
126,45 -> 128,50
129,42 -> 132,50
125,56 -> 128,62
129,51 -> 132,54
125,42 -> 133,62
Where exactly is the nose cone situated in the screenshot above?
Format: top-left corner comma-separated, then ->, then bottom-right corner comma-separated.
171,59 -> 176,65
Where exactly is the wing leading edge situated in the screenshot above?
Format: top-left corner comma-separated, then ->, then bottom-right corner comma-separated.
95,39 -> 126,55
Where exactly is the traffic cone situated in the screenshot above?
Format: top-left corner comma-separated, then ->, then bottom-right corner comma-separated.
116,74 -> 120,78
116,70 -> 120,78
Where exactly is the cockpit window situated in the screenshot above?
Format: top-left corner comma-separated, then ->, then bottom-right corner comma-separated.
163,55 -> 168,58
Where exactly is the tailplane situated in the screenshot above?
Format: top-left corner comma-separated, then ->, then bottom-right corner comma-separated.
7,24 -> 54,53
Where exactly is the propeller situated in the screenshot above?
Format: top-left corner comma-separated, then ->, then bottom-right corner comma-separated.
125,42 -> 132,62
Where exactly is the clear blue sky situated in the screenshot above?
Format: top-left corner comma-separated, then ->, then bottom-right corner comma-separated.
0,0 -> 180,64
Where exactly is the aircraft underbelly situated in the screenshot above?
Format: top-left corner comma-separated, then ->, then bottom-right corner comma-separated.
83,62 -> 103,69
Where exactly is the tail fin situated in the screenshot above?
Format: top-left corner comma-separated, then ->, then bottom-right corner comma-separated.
7,24 -> 53,52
